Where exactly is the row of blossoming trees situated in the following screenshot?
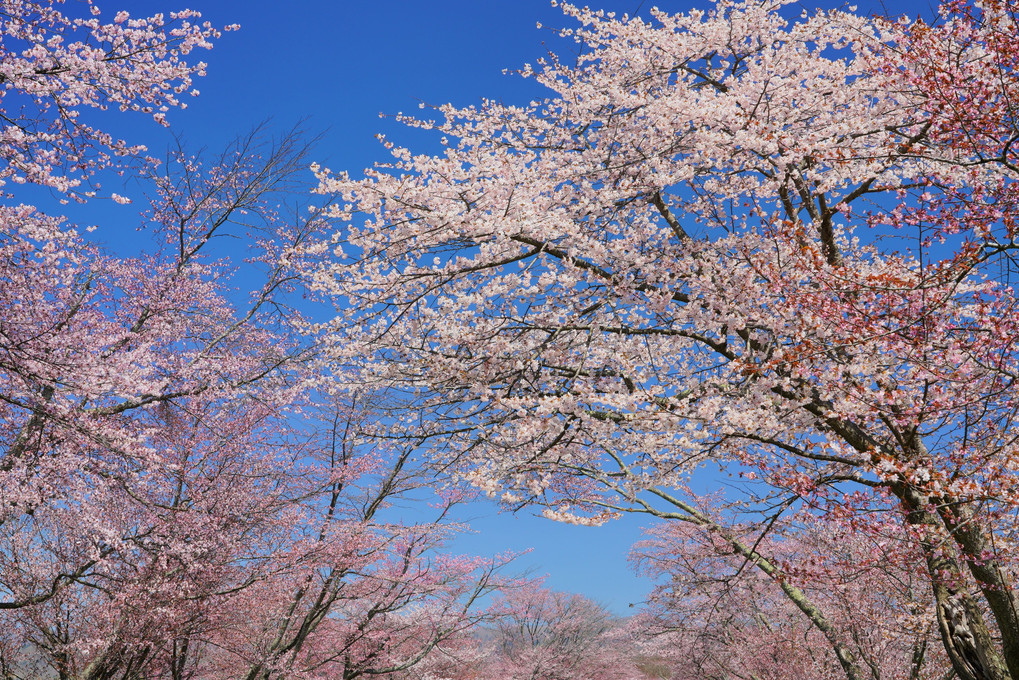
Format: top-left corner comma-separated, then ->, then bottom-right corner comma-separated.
1,0 -> 1017,678
0,3 -> 517,678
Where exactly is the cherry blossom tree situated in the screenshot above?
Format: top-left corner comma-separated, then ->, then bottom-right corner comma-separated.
0,4 -> 509,680
0,0 -> 265,636
0,132 -> 504,680
0,118 -> 336,677
0,0 -> 232,195
1,382 -> 510,680
0,390 -> 303,680
476,584 -> 642,680
310,1 -> 1019,678
631,512 -> 948,680
1,124 -> 318,601
205,396 -> 512,680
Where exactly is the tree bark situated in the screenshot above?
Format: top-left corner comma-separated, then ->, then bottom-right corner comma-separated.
897,485 -> 1012,680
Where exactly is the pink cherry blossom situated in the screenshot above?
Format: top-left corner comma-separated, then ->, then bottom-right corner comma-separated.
311,1 -> 1019,678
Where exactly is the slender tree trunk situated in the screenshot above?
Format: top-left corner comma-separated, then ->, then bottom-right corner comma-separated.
646,489 -> 867,680
726,531 -> 867,680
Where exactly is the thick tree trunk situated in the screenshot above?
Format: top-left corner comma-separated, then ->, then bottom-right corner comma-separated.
897,485 -> 1012,680
938,504 -> 1019,680
819,418 -> 1015,680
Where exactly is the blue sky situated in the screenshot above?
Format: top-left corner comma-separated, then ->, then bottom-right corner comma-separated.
86,0 -> 934,614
